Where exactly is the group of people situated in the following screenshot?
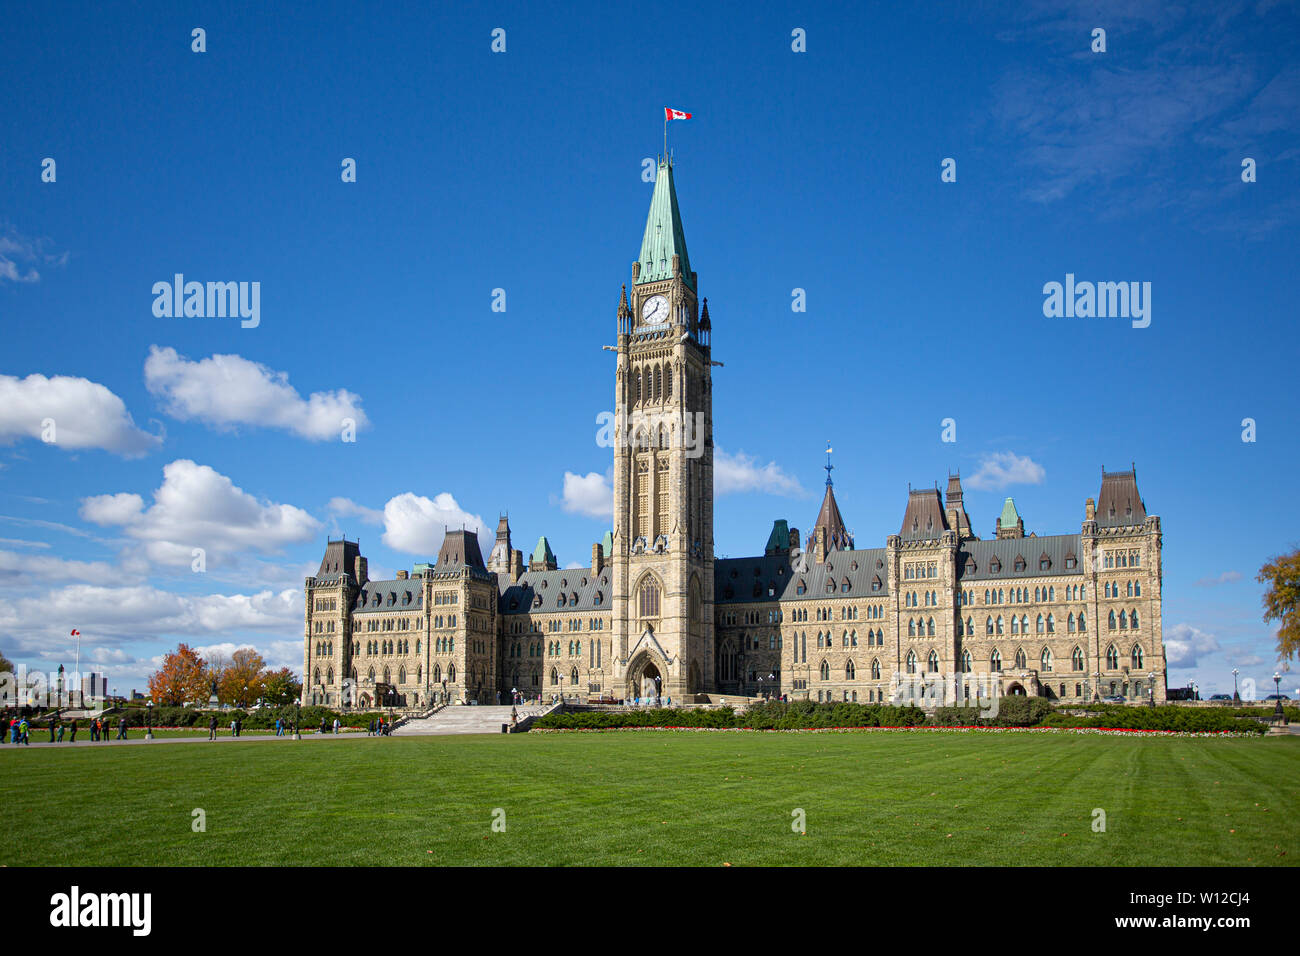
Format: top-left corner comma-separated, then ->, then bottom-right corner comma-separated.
367,717 -> 391,736
3,714 -> 128,744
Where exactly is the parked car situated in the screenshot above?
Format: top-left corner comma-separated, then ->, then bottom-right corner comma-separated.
1101,695 -> 1127,704
1263,693 -> 1291,701
1208,694 -> 1234,703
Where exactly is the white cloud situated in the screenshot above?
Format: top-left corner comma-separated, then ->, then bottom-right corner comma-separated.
0,584 -> 302,648
559,471 -> 613,519
964,452 -> 1046,491
380,492 -> 490,557
714,449 -> 804,497
1164,623 -> 1221,669
1194,570 -> 1242,587
0,373 -> 161,457
79,459 -> 319,569
144,345 -> 369,441
328,496 -> 385,525
0,548 -> 128,587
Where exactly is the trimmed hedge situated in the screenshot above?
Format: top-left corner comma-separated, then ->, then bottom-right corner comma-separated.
1042,704 -> 1266,734
534,701 -> 930,731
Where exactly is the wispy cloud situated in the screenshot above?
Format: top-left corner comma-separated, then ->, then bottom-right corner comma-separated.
714,449 -> 805,497
1194,570 -> 1242,587
964,452 -> 1046,491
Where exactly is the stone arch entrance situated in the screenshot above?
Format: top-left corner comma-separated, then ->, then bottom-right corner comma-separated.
1006,682 -> 1026,696
627,653 -> 667,704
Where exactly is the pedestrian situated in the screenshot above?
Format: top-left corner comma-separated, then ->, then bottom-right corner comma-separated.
20,717 -> 30,745
368,719 -> 375,737
89,719 -> 97,742
229,718 -> 236,737
234,717 -> 241,738
209,715 -> 218,740
56,722 -> 64,743
68,718 -> 77,743
275,717 -> 282,737
333,717 -> 340,735
117,716 -> 127,740
49,721 -> 56,743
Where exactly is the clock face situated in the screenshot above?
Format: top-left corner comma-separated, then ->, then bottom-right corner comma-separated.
640,295 -> 669,325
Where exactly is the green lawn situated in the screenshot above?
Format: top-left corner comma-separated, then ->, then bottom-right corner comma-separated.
2,731 -> 1296,866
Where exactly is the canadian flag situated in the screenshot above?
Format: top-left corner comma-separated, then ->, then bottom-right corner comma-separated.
71,629 -> 80,637
665,107 -> 692,121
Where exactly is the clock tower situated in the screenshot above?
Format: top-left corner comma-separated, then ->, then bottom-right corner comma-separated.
610,156 -> 716,702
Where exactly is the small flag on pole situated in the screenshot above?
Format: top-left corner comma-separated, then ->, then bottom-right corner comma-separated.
665,107 -> 692,121
71,629 -> 80,636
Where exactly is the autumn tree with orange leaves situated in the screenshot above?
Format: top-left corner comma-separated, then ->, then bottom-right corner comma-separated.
1259,547 -> 1300,662
147,643 -> 210,705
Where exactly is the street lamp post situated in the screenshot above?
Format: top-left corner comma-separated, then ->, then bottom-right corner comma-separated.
146,699 -> 154,740
1232,668 -> 1240,704
1190,679 -> 1198,702
1148,671 -> 1156,708
1273,672 -> 1286,724
293,700 -> 301,740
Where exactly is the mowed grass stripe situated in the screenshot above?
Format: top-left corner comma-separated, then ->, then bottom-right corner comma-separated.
1,732 -> 1294,866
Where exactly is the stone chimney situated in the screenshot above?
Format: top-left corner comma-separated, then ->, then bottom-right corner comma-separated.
510,549 -> 524,582
592,542 -> 603,575
354,555 -> 368,586
1085,498 -> 1096,521
396,570 -> 408,580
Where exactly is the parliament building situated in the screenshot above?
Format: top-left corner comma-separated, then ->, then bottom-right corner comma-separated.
302,157 -> 1168,710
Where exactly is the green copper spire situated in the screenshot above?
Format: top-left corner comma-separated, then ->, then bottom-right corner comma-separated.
636,158 -> 694,290
531,535 -> 556,568
999,497 -> 1020,527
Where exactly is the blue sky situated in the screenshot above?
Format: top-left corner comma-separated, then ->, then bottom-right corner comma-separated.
1,0 -> 1297,699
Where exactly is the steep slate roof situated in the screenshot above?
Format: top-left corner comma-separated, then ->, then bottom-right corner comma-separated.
899,489 -> 950,542
808,483 -> 853,550
498,567 -> 612,615
437,530 -> 486,571
956,534 -> 1081,582
715,549 -> 889,604
1097,469 -> 1147,528
316,538 -> 359,580
636,159 -> 694,289
353,578 -> 424,612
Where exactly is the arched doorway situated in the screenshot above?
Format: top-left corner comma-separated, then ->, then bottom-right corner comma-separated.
1006,682 -> 1026,696
627,653 -> 666,704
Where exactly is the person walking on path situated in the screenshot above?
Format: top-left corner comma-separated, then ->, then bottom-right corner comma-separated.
368,719 -> 375,736
333,717 -> 340,735
20,717 -> 30,745
116,716 -> 128,740
68,719 -> 77,743
208,715 -> 218,740
56,722 -> 64,743
49,721 -> 56,743
89,718 -> 97,742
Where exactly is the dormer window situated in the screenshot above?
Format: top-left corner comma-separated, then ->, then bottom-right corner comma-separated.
1014,556 -> 1026,573
796,579 -> 807,595
989,558 -> 1001,574
871,575 -> 882,592
1039,553 -> 1051,571
1065,552 -> 1077,570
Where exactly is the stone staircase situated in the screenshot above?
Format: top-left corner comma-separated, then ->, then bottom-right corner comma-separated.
395,704 -> 550,736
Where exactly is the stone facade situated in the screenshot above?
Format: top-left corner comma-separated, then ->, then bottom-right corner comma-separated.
301,157 -> 1167,709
